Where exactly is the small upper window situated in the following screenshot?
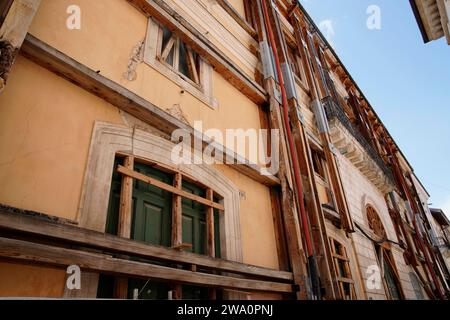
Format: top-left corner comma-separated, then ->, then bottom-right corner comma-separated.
158,25 -> 201,87
144,18 -> 217,108
287,45 -> 302,79
311,147 -> 336,209
286,44 -> 307,88
311,148 -> 326,180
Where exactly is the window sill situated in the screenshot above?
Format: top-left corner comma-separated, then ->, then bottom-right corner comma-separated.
322,204 -> 342,227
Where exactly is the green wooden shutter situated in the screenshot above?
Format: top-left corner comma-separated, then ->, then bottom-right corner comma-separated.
181,180 -> 221,299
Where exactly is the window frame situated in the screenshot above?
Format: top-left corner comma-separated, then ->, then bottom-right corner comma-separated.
366,204 -> 387,239
284,34 -> 309,92
310,147 -> 336,209
329,237 -> 357,300
104,154 -> 224,299
374,242 -> 405,300
75,122 -> 243,298
157,25 -> 202,90
144,17 -> 218,109
365,205 -> 405,300
111,153 -> 224,255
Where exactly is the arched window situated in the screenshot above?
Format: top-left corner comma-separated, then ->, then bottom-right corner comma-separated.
366,205 -> 387,239
366,205 -> 405,300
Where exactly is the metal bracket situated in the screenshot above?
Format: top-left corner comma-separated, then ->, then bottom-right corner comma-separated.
260,41 -> 275,80
273,87 -> 282,104
281,62 -> 298,101
329,143 -> 338,156
296,103 -> 305,125
311,99 -> 330,133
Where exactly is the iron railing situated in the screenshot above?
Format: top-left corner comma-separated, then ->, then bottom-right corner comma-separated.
322,96 -> 394,183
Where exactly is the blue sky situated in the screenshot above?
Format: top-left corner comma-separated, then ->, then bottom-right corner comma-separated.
300,0 -> 450,216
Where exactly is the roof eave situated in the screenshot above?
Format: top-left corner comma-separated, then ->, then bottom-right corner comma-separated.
409,0 -> 431,43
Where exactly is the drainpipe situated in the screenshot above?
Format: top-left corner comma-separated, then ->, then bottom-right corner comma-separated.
258,0 -> 320,299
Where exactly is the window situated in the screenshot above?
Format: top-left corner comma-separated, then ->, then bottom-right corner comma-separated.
409,272 -> 425,300
286,44 -> 308,88
311,148 -> 335,209
287,45 -> 302,80
99,155 -> 222,299
158,25 -> 201,87
366,206 -> 405,300
366,205 -> 387,239
144,18 -> 217,108
311,149 -> 326,180
330,238 -> 357,300
374,243 -> 405,300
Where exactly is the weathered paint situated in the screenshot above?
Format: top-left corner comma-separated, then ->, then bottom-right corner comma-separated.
28,0 -> 263,162
216,165 -> 280,270
0,262 -> 65,297
0,55 -> 124,220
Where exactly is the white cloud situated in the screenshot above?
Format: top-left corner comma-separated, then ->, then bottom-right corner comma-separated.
318,19 -> 335,46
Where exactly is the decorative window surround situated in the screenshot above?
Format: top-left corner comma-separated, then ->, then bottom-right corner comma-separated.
144,17 -> 218,109
360,194 -> 397,242
77,121 -> 242,264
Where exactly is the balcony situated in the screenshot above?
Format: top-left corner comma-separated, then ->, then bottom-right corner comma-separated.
322,97 -> 395,194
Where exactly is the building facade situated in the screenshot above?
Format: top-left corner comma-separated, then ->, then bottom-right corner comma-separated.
0,0 -> 448,300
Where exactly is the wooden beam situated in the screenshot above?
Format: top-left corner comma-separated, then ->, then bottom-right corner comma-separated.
160,35 -> 176,61
252,0 -> 310,300
20,34 -> 279,187
0,236 -> 293,293
126,0 -> 266,104
289,15 -> 344,299
263,3 -> 338,299
115,155 -> 134,299
206,187 -> 216,299
216,0 -> 257,38
0,0 -> 14,26
0,208 -> 293,282
186,48 -> 199,84
300,19 -> 355,233
0,0 -> 41,92
171,172 -> 182,247
266,80 -> 309,300
269,188 -> 290,272
206,188 -> 215,257
118,156 -> 134,239
171,171 -> 183,299
336,277 -> 354,284
117,165 -> 225,210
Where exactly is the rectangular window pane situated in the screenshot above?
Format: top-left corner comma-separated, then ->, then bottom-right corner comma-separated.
178,41 -> 190,79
